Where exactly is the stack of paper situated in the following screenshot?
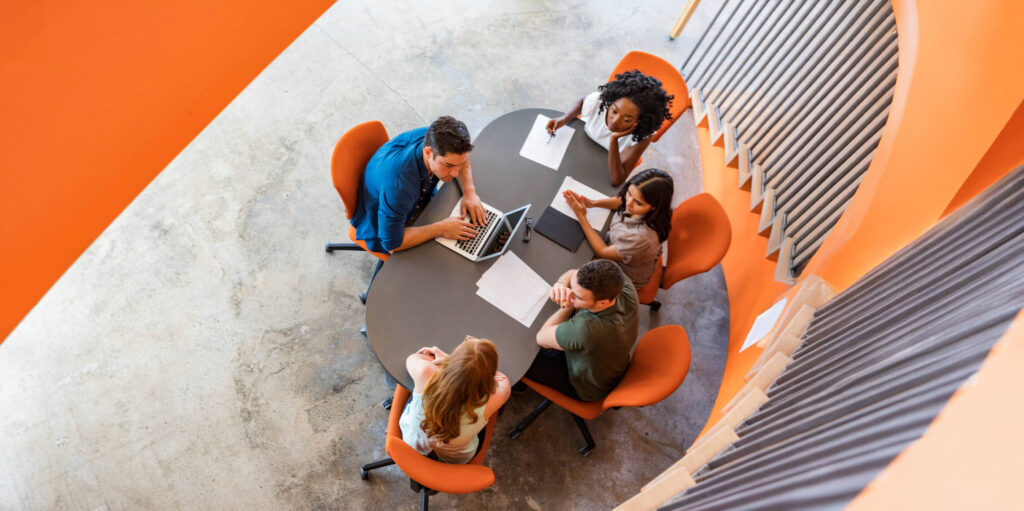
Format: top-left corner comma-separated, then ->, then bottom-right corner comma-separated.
475,252 -> 551,328
552,176 -> 613,229
519,114 -> 575,171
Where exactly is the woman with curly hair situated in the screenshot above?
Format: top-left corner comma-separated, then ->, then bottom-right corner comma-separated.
546,70 -> 674,186
562,168 -> 674,288
399,336 -> 510,464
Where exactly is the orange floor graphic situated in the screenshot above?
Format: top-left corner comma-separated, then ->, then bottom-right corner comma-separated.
0,0 -> 336,342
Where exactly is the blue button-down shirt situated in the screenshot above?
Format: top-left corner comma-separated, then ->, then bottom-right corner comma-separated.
351,127 -> 439,253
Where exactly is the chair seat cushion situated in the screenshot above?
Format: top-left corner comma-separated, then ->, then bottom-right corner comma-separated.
521,377 -> 606,420
348,225 -> 389,261
637,254 -> 664,304
385,436 -> 495,493
383,387 -> 496,494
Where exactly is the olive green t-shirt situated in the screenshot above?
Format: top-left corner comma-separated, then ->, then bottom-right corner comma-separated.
555,279 -> 639,401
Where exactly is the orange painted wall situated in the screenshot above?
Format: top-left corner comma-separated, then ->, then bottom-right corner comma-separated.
803,0 -> 1024,290
0,0 -> 336,343
695,127 -> 789,437
694,0 -> 1024,441
942,99 -> 1024,217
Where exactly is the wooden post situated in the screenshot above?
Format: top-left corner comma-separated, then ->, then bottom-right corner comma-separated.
670,0 -> 702,40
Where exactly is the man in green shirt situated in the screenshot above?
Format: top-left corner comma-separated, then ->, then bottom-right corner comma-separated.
523,259 -> 639,402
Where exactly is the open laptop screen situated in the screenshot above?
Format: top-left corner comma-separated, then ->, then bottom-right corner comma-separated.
480,206 -> 528,259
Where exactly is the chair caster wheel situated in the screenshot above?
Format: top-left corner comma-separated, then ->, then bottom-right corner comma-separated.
360,468 -> 370,480
359,292 -> 368,305
508,428 -> 522,440
648,300 -> 662,311
382,397 -> 392,410
580,445 -> 594,457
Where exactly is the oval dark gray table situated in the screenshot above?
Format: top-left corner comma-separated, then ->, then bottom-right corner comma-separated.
365,108 -> 619,390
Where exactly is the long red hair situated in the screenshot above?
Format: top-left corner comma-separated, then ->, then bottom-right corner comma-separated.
421,338 -> 498,443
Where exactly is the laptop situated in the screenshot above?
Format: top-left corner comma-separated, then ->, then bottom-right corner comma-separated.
435,201 -> 531,262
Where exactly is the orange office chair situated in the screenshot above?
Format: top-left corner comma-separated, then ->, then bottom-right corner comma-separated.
608,51 -> 691,143
508,325 -> 691,456
360,386 -> 497,511
325,120 -> 391,305
638,193 -> 732,311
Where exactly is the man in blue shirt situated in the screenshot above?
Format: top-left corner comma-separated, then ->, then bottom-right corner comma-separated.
351,116 -> 486,253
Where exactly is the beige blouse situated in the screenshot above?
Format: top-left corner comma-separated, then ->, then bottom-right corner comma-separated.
605,213 -> 661,288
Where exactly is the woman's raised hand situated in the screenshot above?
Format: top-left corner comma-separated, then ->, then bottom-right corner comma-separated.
562,190 -> 593,215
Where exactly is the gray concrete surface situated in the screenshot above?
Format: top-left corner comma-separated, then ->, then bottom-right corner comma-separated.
0,1 -> 729,509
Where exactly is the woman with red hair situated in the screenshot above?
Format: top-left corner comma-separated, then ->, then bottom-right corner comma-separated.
399,336 -> 511,463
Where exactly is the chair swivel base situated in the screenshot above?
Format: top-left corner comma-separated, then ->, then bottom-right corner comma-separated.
359,259 -> 385,305
360,457 -> 395,480
508,398 -> 596,456
325,242 -> 361,253
360,456 -> 437,511
325,244 -> 384,305
508,399 -> 551,439
571,415 -> 596,457
410,482 -> 437,511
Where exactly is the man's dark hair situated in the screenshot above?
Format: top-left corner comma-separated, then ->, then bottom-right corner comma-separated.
576,259 -> 626,301
597,69 -> 674,142
424,116 -> 474,156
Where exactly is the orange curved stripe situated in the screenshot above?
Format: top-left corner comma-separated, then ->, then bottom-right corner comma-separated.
0,0 -> 335,342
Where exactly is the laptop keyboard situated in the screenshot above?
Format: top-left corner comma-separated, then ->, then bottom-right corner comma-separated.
456,209 -> 498,255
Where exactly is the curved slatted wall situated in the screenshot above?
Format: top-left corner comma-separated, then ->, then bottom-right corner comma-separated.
660,165 -> 1024,510
682,0 -> 898,282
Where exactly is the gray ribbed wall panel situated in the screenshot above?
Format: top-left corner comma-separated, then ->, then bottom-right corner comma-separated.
660,166 -> 1024,510
681,0 -> 898,279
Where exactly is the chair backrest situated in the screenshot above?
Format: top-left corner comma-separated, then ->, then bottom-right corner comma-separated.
608,51 -> 691,143
384,386 -> 496,494
663,193 -> 732,290
332,121 -> 390,220
604,325 -> 691,410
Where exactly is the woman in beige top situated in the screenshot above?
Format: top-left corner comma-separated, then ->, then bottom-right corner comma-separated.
563,169 -> 674,288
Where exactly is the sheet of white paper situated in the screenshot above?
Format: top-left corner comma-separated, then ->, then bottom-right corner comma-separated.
522,291 -> 549,327
519,114 -> 575,171
476,253 -> 547,313
476,289 -> 547,328
475,252 -> 551,327
551,176 -> 612,229
741,297 -> 788,352
476,280 -> 547,327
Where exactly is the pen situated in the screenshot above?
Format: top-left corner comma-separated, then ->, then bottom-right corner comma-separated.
545,131 -> 555,144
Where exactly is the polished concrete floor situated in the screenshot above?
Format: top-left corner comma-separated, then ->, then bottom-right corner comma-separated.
0,1 -> 729,509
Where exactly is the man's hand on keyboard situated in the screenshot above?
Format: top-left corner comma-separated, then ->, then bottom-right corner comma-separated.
437,216 -> 478,240
460,193 -> 487,226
